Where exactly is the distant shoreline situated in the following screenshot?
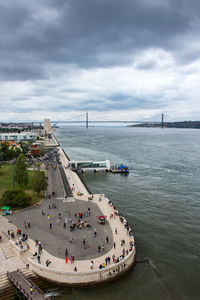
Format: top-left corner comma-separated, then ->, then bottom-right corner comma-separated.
128,121 -> 200,129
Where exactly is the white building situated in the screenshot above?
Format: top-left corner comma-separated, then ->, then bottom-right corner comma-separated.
69,160 -> 111,171
0,132 -> 36,142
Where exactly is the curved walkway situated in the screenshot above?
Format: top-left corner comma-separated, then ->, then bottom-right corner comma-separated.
0,137 -> 136,285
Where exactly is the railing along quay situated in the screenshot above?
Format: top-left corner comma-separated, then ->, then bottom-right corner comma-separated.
7,269 -> 49,300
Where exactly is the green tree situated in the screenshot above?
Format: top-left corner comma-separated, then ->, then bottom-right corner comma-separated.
15,154 -> 28,187
1,189 -> 31,208
39,145 -> 46,157
19,141 -> 30,154
1,142 -> 21,161
33,164 -> 48,194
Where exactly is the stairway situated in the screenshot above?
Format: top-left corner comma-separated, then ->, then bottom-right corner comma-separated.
0,242 -> 17,260
0,272 -> 16,300
20,249 -> 33,265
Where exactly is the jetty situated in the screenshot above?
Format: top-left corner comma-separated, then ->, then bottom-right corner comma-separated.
0,119 -> 136,291
7,269 -> 49,299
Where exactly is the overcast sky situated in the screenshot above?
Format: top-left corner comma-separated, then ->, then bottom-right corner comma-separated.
0,0 -> 200,122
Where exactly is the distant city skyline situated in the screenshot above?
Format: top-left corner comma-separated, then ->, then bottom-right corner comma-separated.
0,0 -> 200,122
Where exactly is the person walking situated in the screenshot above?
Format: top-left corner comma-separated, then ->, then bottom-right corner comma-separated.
98,245 -> 101,253
114,242 -> 116,249
50,223 -> 52,229
94,228 -> 97,238
83,238 -> 86,247
46,259 -> 52,267
115,227 -> 117,234
65,248 -> 68,257
106,236 -> 109,243
105,257 -> 108,266
102,245 -> 105,252
74,267 -> 77,272
37,254 -> 41,264
90,260 -> 94,269
69,237 -> 73,243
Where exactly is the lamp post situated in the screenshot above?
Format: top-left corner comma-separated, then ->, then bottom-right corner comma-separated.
11,142 -> 15,189
0,139 -> 2,168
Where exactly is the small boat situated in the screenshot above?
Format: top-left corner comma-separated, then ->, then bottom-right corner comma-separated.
117,164 -> 129,174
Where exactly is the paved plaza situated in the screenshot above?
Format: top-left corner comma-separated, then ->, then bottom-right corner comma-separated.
7,152 -> 113,261
7,197 -> 113,260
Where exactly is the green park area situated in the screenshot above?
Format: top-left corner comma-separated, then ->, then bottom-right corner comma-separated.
0,164 -> 44,209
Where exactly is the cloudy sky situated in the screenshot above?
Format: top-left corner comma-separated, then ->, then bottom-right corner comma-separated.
0,0 -> 200,122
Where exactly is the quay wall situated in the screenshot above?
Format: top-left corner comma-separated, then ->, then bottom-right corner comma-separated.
28,249 -> 136,286
1,132 -> 136,287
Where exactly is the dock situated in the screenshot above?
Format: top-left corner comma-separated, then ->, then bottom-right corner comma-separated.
7,269 -> 49,299
0,118 -> 136,289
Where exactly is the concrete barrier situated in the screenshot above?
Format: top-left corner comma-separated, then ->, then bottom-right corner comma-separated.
28,248 -> 136,285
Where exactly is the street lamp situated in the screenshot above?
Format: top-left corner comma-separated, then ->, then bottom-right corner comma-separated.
11,142 -> 16,189
0,139 -> 2,168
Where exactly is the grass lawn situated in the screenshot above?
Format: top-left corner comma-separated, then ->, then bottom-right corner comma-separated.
0,164 -> 43,207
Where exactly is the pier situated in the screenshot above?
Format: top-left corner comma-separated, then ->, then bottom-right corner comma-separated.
0,119 -> 136,289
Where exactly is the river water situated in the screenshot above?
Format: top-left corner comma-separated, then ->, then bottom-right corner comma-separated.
52,126 -> 200,300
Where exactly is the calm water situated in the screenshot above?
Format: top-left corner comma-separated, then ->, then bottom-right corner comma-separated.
52,127 -> 200,300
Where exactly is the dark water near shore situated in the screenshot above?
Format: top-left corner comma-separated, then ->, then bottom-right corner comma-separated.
52,127 -> 200,300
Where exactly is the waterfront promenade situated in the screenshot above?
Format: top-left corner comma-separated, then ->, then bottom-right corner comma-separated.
0,133 -> 136,286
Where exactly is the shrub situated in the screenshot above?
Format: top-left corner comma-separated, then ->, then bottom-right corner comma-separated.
1,189 -> 32,208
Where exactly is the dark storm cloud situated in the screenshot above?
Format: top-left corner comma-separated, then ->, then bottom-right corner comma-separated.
0,0 -> 200,80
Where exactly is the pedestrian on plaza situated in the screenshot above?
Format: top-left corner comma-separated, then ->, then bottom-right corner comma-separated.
42,210 -> 45,215
63,222 -> 66,229
46,259 -> 52,267
105,257 -> 108,266
38,244 -> 43,254
98,245 -> 101,253
74,267 -> 77,272
114,242 -> 116,249
102,245 -> 105,252
83,238 -> 86,247
90,260 -> 94,269
94,228 -> 97,238
108,256 -> 111,265
106,236 -> 109,243
115,227 -> 117,234
37,254 -> 41,264
50,223 -> 52,229
69,237 -> 73,243
47,214 -> 50,220
65,249 -> 68,257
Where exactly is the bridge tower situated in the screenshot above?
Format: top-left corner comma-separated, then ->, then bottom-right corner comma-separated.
161,114 -> 164,128
86,112 -> 88,128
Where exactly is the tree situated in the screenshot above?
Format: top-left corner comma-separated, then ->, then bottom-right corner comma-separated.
33,164 -> 48,194
39,145 -> 46,157
19,141 -> 30,154
15,154 -> 28,187
1,141 -> 21,161
1,189 -> 32,208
